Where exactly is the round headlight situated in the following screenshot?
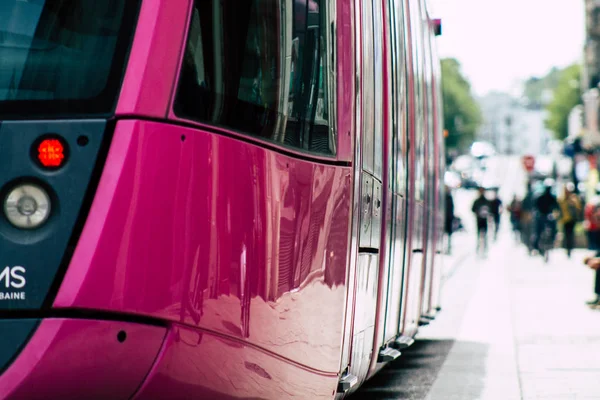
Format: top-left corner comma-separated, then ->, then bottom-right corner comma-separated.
4,184 -> 51,229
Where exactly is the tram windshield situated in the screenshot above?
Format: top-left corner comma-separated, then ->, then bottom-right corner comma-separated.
0,0 -> 140,119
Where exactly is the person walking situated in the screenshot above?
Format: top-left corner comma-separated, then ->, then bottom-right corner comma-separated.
583,194 -> 600,307
520,182 -> 535,252
507,195 -> 522,241
472,187 -> 491,257
584,254 -> 600,309
558,183 -> 582,258
489,189 -> 503,241
444,185 -> 455,254
584,195 -> 600,252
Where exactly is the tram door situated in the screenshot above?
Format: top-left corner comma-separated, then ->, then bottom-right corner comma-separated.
345,0 -> 385,387
399,0 -> 426,337
420,14 -> 436,318
381,0 -> 410,345
429,43 -> 445,314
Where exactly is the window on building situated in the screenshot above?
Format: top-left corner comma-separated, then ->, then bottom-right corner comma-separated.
593,8 -> 600,30
175,0 -> 335,156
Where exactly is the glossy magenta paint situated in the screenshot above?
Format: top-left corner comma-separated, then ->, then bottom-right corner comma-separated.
399,0 -> 421,338
367,0 -> 392,378
116,0 -> 190,118
133,324 -> 338,399
0,1 -> 447,397
0,319 -> 165,400
54,120 -> 352,373
337,0 -> 360,373
336,0 -> 356,163
428,31 -> 445,316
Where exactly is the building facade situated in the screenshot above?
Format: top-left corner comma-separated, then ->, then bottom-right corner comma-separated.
477,92 -> 553,156
583,0 -> 600,91
582,0 -> 600,148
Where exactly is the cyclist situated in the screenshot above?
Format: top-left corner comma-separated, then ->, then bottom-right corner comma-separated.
533,180 -> 559,254
472,187 -> 491,257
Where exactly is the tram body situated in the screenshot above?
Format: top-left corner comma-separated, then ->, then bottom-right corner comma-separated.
0,0 -> 444,398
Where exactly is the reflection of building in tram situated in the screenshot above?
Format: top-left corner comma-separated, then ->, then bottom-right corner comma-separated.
236,0 -> 332,152
175,0 -> 343,307
178,0 -> 334,155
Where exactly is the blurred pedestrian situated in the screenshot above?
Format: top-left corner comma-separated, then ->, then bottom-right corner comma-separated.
444,185 -> 455,254
558,183 -> 582,258
533,181 -> 558,253
584,254 -> 600,308
520,183 -> 535,252
584,196 -> 600,250
489,189 -> 503,241
507,195 -> 522,241
472,187 -> 491,257
583,195 -> 600,308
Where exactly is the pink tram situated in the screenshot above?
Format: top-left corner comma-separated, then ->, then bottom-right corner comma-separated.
0,0 -> 444,398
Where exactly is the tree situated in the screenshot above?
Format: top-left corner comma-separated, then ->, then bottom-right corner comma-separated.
441,58 -> 482,150
544,64 -> 582,140
522,67 -> 561,110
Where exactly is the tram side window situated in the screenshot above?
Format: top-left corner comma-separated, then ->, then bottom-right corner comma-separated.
410,0 -> 425,202
388,0 -> 407,195
372,0 -> 384,180
422,33 -> 434,198
175,0 -> 334,156
361,0 -> 375,173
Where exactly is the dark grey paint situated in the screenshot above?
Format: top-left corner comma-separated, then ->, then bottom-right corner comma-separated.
0,120 -> 106,310
0,319 -> 38,372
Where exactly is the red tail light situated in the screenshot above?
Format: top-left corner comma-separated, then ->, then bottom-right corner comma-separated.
38,139 -> 65,168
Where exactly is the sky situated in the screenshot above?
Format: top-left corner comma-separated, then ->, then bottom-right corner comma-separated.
428,0 -> 586,97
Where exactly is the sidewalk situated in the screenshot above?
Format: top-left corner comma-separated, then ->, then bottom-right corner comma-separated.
423,227 -> 600,400
442,230 -> 473,282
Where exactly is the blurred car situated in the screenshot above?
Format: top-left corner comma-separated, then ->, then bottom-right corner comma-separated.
450,154 -> 480,189
471,168 -> 485,187
470,141 -> 496,159
478,157 -> 489,171
534,156 -> 553,177
451,155 -> 475,172
444,170 -> 461,189
554,156 -> 572,180
480,177 -> 499,191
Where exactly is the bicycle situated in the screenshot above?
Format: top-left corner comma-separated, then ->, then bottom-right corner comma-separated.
537,214 -> 556,263
476,224 -> 489,258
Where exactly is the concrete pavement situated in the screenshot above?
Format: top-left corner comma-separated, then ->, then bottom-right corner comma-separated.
354,220 -> 600,400
354,156 -> 600,399
424,222 -> 600,400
